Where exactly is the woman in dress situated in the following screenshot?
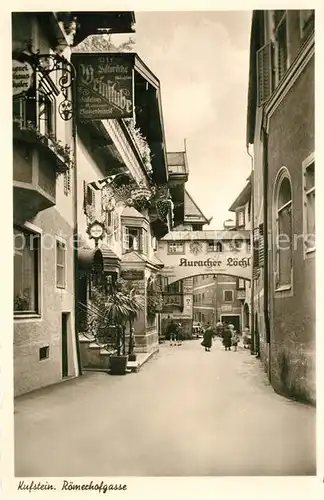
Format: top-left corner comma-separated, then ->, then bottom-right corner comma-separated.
201,323 -> 214,352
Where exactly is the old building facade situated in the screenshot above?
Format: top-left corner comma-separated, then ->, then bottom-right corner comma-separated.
247,10 -> 315,402
12,11 -> 174,394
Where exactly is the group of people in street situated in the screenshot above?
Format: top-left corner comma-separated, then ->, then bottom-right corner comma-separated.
165,317 -> 250,353
201,321 -> 240,352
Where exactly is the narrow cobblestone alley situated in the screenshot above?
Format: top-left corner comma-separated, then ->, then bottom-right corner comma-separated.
14,339 -> 315,477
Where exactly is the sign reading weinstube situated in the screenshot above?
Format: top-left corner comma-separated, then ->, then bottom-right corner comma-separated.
12,60 -> 33,97
73,53 -> 134,120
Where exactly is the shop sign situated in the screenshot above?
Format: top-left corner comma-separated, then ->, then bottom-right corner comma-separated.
221,305 -> 232,312
12,59 -> 33,97
121,269 -> 144,281
73,53 -> 134,120
87,220 -> 105,242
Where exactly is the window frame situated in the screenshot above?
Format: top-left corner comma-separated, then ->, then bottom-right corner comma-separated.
223,290 -> 234,303
14,225 -> 41,317
167,241 -> 185,254
56,237 -> 67,290
236,209 -> 245,228
273,167 -> 293,294
303,152 -> 315,256
207,241 -> 222,252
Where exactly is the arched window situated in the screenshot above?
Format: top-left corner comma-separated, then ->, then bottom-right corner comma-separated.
274,170 -> 292,289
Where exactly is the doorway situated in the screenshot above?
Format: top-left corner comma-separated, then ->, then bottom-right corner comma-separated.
220,314 -> 240,332
62,312 -> 70,378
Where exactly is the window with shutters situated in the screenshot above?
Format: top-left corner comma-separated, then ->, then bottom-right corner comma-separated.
56,239 -> 66,289
258,223 -> 264,267
64,170 -> 71,196
237,279 -> 246,290
236,210 -> 245,228
224,290 -> 234,302
122,226 -> 148,254
257,41 -> 273,106
252,227 -> 260,272
274,170 -> 292,289
273,11 -> 288,86
303,154 -> 315,253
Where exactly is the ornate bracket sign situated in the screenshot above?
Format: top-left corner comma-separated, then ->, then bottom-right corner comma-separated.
87,220 -> 105,246
72,53 -> 134,120
12,49 -> 75,121
12,59 -> 33,97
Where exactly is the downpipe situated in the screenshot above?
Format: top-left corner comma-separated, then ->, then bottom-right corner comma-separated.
262,126 -> 271,382
246,144 -> 255,355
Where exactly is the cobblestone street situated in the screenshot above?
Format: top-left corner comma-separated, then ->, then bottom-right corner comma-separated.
14,339 -> 315,477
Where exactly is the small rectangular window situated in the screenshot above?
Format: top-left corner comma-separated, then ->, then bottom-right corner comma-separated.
168,242 -> 184,253
39,346 -> 49,360
224,290 -> 233,302
56,240 -> 66,289
237,279 -> 246,290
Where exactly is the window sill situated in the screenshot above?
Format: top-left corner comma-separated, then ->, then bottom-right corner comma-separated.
275,285 -> 292,292
14,314 -> 42,321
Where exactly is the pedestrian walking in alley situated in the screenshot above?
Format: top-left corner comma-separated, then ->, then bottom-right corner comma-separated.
216,320 -> 224,338
201,323 -> 214,352
177,322 -> 183,346
166,319 -> 179,346
231,329 -> 239,352
222,323 -> 232,351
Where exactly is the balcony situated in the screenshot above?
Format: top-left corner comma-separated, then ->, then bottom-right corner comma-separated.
13,142 -> 57,222
162,293 -> 184,312
236,290 -> 246,300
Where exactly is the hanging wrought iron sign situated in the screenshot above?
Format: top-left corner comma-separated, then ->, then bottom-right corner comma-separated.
12,48 -> 75,121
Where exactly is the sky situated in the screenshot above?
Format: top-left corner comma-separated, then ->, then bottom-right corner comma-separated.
134,11 -> 252,229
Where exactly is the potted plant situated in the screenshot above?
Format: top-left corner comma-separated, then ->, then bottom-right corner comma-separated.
82,278 -> 144,374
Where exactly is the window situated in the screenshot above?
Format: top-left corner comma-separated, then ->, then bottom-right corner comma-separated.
122,226 -> 148,254
56,240 -> 66,289
236,210 -> 245,228
64,170 -> 71,196
274,11 -> 288,85
237,279 -> 246,290
224,290 -> 234,302
39,346 -> 49,360
168,241 -> 184,254
275,171 -> 292,288
14,227 -> 40,314
303,157 -> 315,252
38,93 -> 55,136
208,242 -> 222,252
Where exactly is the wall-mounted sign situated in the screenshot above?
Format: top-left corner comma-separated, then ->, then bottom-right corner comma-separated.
121,270 -> 144,281
87,220 -> 105,242
157,241 -> 251,284
73,53 -> 134,120
221,305 -> 232,312
12,59 -> 33,97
